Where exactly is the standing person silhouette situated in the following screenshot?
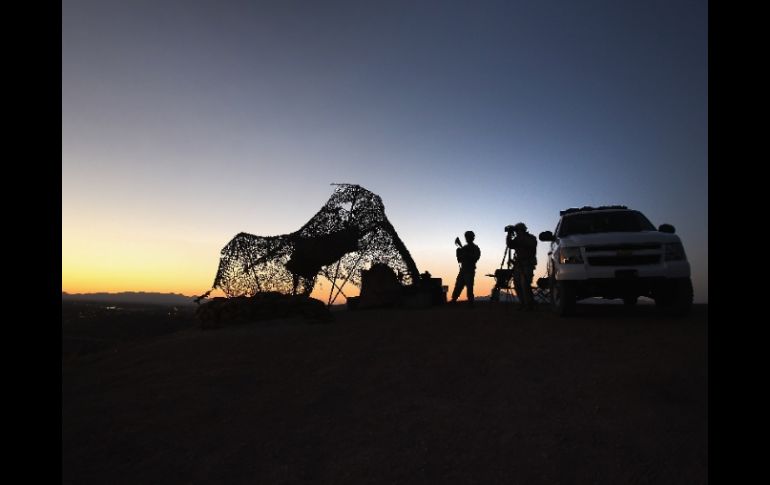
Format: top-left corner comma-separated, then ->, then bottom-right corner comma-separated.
451,230 -> 481,307
506,222 -> 538,310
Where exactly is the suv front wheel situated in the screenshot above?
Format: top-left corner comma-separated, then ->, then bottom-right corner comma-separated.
653,278 -> 693,317
551,278 -> 576,316
623,296 -> 638,306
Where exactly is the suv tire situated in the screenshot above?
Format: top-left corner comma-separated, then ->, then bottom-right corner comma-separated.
654,278 -> 693,317
551,278 -> 576,316
623,296 -> 638,306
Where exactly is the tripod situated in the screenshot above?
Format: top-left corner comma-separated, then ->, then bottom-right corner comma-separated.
489,244 -> 516,302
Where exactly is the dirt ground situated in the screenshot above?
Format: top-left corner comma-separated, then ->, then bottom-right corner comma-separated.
62,302 -> 707,484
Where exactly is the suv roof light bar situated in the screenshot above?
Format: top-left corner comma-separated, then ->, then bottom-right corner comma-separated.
560,205 -> 629,216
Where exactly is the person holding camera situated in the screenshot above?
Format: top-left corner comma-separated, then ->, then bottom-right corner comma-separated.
451,230 -> 481,307
506,222 -> 538,310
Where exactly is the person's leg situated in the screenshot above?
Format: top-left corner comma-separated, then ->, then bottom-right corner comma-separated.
466,270 -> 475,306
524,265 -> 535,308
512,266 -> 525,308
451,270 -> 465,302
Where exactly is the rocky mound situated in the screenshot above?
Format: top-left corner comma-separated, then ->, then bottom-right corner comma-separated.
196,292 -> 332,328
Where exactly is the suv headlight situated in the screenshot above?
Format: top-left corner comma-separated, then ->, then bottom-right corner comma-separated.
559,247 -> 583,264
664,242 -> 687,261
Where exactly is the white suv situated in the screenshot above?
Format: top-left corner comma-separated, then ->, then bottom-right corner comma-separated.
539,206 -> 693,316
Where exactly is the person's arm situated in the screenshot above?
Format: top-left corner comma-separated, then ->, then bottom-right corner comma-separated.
508,235 -> 522,250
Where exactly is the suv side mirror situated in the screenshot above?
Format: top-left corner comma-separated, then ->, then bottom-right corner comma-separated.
658,224 -> 675,234
539,231 -> 554,241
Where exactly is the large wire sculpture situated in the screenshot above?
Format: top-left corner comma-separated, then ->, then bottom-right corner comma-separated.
207,184 -> 421,305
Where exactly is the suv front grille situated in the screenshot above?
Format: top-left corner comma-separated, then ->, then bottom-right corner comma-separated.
584,243 -> 661,252
587,255 -> 661,266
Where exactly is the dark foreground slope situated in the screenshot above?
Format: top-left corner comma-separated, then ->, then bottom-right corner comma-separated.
62,303 -> 707,484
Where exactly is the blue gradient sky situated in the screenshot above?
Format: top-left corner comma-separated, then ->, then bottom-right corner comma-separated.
62,0 -> 708,302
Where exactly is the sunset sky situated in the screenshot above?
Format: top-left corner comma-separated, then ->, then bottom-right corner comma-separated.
62,0 -> 708,302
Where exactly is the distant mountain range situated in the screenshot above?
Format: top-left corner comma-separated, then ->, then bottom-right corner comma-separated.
62,292 -> 197,306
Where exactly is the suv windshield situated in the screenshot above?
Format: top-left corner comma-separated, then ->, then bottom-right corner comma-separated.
558,210 -> 656,236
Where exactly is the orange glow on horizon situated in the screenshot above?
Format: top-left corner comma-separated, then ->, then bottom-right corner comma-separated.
62,265 -> 515,302
62,226 -> 544,302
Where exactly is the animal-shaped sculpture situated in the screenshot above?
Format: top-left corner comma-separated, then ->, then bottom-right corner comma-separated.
207,184 -> 421,305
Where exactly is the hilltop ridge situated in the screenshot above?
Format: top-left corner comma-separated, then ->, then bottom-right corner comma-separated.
62,291 -> 196,306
